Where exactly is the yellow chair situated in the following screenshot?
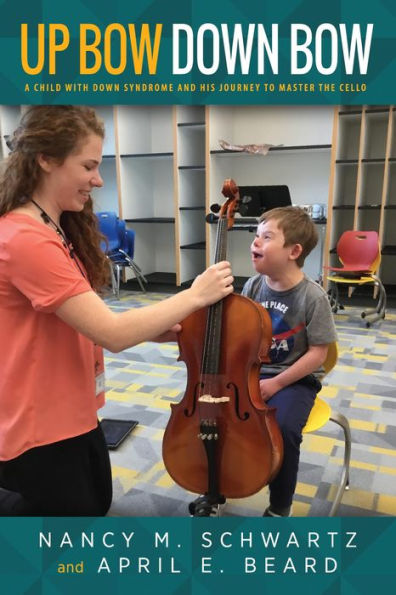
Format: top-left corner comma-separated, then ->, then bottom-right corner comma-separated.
302,342 -> 351,516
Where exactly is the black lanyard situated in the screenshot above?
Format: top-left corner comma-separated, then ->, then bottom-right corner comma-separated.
31,199 -> 87,280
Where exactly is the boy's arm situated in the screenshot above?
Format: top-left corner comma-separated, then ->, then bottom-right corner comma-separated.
260,344 -> 328,402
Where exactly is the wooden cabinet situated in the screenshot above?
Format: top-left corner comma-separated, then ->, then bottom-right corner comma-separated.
324,106 -> 396,287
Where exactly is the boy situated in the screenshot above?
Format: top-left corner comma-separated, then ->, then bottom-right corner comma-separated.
242,206 -> 337,517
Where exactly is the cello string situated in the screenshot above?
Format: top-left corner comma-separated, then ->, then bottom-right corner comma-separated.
199,217 -> 223,381
198,216 -> 227,429
198,217 -> 221,402
198,219 -> 223,401
203,217 -> 226,381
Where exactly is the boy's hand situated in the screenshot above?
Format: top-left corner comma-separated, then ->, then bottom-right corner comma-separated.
259,377 -> 282,402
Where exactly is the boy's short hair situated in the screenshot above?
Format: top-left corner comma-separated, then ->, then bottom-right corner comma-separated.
259,206 -> 318,267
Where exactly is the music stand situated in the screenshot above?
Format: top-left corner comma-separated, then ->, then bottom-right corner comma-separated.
238,185 -> 292,217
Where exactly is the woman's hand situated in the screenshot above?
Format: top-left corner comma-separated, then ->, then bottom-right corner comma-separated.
152,323 -> 182,343
190,261 -> 233,308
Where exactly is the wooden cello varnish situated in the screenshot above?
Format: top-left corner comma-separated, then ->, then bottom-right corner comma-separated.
162,179 -> 283,500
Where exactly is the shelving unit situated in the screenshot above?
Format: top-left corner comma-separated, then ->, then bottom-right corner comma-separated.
4,103 -> 396,290
324,105 -> 396,288
90,106 -> 118,213
115,106 -> 176,281
207,105 -> 334,283
0,104 -> 341,288
175,105 -> 206,285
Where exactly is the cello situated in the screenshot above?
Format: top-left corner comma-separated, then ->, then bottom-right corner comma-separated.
162,179 -> 283,514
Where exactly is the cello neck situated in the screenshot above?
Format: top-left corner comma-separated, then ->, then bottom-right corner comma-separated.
214,216 -> 228,263
201,216 -> 228,375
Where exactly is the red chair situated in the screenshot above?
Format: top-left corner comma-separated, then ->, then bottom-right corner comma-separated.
325,231 -> 386,327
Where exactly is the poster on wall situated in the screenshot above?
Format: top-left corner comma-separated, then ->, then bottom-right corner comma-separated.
0,0 -> 395,593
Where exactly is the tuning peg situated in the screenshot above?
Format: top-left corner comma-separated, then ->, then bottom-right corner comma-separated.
206,213 -> 219,224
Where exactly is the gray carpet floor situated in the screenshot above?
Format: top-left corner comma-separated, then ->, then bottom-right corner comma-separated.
101,291 -> 396,517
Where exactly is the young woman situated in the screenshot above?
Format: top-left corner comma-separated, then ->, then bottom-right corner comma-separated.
0,106 -> 233,516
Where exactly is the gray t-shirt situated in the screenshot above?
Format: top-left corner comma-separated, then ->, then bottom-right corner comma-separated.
242,274 -> 337,378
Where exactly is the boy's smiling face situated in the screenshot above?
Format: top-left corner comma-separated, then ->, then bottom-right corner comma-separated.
250,219 -> 302,276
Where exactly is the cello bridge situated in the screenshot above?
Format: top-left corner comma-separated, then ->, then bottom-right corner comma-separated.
198,394 -> 230,404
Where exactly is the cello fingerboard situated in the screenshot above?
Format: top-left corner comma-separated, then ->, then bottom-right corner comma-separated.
202,216 -> 228,375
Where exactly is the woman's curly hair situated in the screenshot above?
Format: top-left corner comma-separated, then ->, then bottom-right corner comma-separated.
0,105 -> 110,291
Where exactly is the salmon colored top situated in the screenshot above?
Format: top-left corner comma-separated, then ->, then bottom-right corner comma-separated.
0,212 -> 105,461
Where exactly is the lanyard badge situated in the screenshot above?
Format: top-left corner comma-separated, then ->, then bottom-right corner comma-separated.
94,344 -> 105,398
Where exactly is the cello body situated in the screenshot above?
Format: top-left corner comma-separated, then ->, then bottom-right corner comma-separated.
162,178 -> 283,504
162,293 -> 283,498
